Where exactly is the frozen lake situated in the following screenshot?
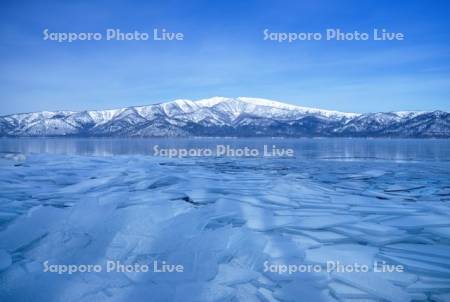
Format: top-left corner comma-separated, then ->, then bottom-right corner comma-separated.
0,138 -> 449,301
1,137 -> 450,160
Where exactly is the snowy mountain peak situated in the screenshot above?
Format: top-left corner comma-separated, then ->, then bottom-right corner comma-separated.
193,96 -> 231,107
0,97 -> 448,138
187,97 -> 359,119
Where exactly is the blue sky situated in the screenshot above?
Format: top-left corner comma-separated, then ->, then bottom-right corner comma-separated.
1,0 -> 450,115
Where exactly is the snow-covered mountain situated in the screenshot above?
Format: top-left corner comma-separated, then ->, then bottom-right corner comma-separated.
0,97 -> 449,137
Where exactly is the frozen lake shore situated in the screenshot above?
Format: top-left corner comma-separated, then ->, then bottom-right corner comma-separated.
0,147 -> 450,301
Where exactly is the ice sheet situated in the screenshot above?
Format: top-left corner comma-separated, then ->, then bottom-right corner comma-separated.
0,153 -> 449,301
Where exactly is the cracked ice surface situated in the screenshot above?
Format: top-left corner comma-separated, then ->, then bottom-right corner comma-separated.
0,154 -> 450,302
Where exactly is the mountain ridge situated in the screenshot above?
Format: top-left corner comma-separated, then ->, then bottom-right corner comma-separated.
1,97 -> 449,138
